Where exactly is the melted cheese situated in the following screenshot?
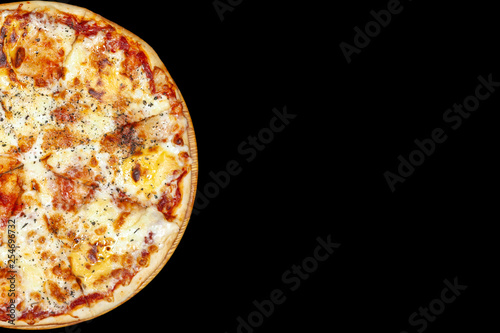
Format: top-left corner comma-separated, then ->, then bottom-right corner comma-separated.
68,202 -> 178,292
20,136 -> 56,208
63,32 -> 104,86
115,146 -> 181,204
0,104 -> 17,154
127,84 -> 172,121
24,12 -> 77,49
72,193 -> 121,238
62,30 -> 172,122
46,145 -> 93,172
3,13 -> 76,93
63,31 -> 126,96
112,207 -> 164,253
17,256 -> 46,292
0,84 -> 56,139
80,108 -> 117,141
46,142 -> 108,174
68,242 -> 115,289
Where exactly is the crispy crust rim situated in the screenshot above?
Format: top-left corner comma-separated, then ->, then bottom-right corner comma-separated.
0,1 -> 198,329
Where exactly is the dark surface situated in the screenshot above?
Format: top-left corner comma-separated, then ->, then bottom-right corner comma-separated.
1,0 -> 496,332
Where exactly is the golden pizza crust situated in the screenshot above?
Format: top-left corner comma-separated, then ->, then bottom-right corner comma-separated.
10,307 -> 92,330
0,1 -> 88,17
0,1 -> 198,329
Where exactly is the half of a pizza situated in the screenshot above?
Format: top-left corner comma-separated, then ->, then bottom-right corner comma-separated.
0,1 -> 197,329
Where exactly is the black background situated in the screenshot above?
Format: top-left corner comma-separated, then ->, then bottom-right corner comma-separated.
1,0 -> 497,332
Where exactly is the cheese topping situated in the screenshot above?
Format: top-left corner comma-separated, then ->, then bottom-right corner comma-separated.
0,6 -> 191,324
115,146 -> 181,204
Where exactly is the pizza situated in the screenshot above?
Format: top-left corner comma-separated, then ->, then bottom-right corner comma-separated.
0,1 -> 197,329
